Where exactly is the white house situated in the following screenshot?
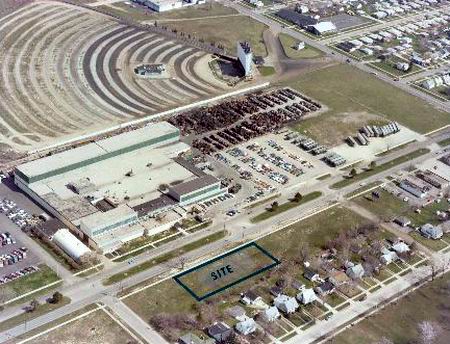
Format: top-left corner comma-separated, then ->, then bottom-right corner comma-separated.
274,295 -> 299,314
235,317 -> 257,336
261,306 -> 280,322
296,288 -> 317,305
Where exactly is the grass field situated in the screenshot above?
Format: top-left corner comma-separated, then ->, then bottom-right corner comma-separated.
250,191 -> 323,223
30,308 -> 137,344
176,244 -> 277,298
330,272 -> 450,344
258,66 -> 276,76
438,137 -> 450,147
281,64 -> 449,145
163,16 -> 268,56
331,148 -> 430,189
278,33 -> 325,59
99,1 -> 238,22
0,265 -> 60,300
257,206 -> 372,257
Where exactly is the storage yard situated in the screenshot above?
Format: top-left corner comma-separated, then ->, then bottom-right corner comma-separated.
0,1 -> 230,152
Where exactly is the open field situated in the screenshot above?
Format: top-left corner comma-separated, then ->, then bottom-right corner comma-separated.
176,243 -> 278,299
257,206 -> 372,257
0,1 -> 228,152
162,15 -> 268,56
0,264 -> 59,300
278,34 -> 325,60
329,272 -> 450,344
281,64 -> 449,145
99,1 -> 238,22
29,307 -> 138,344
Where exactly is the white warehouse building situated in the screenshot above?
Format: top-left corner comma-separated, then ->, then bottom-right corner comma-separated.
52,228 -> 91,262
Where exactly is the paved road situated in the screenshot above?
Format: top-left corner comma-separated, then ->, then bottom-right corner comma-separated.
103,296 -> 167,344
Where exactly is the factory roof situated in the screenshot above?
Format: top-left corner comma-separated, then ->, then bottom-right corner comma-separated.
16,122 -> 179,182
169,175 -> 220,196
79,205 -> 136,232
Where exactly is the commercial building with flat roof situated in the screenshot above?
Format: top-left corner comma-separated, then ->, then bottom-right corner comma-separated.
14,122 -> 224,253
168,175 -> 225,205
15,122 -> 179,184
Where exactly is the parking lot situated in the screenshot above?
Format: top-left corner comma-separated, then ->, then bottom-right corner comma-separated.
0,214 -> 41,281
214,131 -> 335,194
0,177 -> 45,285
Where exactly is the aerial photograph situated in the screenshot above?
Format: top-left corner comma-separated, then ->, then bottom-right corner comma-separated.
0,0 -> 449,343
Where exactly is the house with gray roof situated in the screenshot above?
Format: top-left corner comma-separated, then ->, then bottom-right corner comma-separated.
420,223 -> 443,239
207,322 -> 232,342
346,264 -> 365,279
179,333 -> 215,344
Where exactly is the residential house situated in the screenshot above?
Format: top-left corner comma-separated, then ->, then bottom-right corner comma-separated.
274,294 -> 299,314
303,268 -> 320,282
241,290 -> 261,306
328,270 -> 350,286
235,317 -> 257,336
227,306 -> 246,321
394,217 -> 411,227
392,242 -> 410,254
296,288 -> 317,305
380,248 -> 398,265
207,322 -> 233,343
291,280 -> 305,291
179,333 -> 215,344
420,223 -> 443,239
270,286 -> 284,297
315,281 -> 335,295
261,306 -> 280,322
346,264 -> 365,279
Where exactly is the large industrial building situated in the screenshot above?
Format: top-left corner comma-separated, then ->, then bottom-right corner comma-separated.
15,122 -> 225,253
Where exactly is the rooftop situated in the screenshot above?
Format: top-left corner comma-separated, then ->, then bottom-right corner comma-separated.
169,175 -> 219,196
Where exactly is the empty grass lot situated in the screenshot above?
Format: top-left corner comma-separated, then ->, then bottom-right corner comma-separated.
278,33 -> 325,59
329,272 -> 450,344
29,308 -> 137,344
282,64 -> 449,145
0,264 -> 60,300
331,148 -> 430,189
250,191 -> 322,223
257,206 -> 372,257
163,16 -> 268,56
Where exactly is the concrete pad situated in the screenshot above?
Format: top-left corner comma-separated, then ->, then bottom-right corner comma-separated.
332,125 -> 426,164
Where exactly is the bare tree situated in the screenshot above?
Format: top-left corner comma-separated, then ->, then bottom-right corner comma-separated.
167,256 -> 188,271
418,321 -> 442,344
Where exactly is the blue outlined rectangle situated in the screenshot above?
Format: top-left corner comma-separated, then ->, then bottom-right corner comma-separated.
173,242 -> 280,301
